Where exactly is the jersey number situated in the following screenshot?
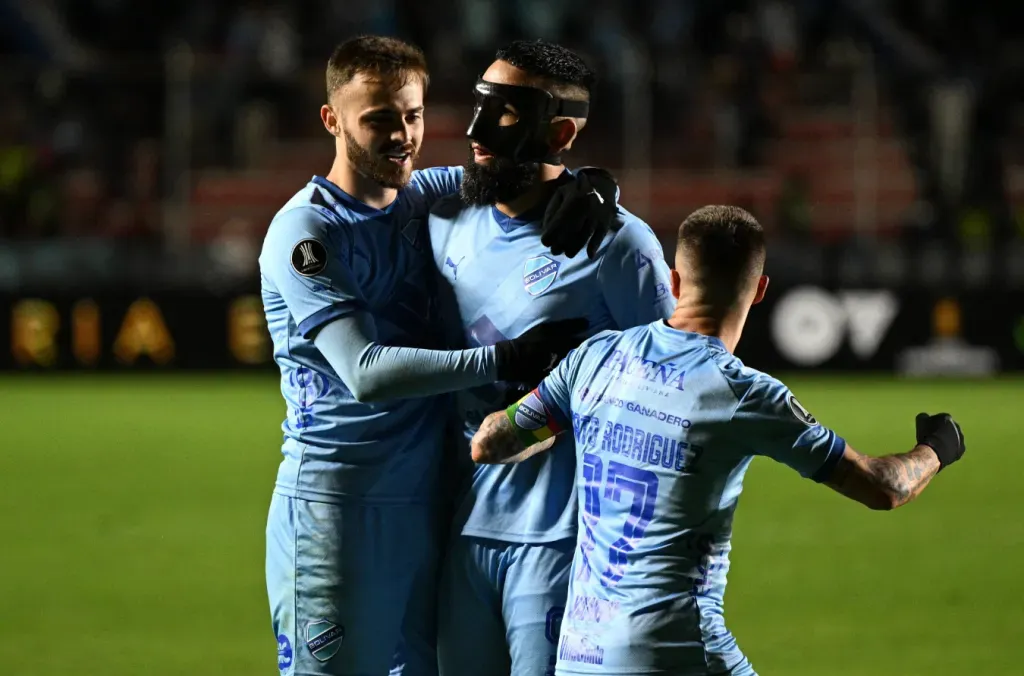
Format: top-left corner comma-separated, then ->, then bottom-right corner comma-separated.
580,453 -> 659,587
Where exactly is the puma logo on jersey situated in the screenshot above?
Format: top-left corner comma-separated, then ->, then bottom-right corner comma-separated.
445,256 -> 466,279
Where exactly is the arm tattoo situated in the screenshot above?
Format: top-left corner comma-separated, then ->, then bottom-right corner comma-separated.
474,412 -> 525,464
472,412 -> 560,465
826,445 -> 940,510
868,447 -> 938,507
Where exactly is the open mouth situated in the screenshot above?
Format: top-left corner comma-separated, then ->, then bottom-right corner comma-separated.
382,149 -> 412,166
472,143 -> 494,161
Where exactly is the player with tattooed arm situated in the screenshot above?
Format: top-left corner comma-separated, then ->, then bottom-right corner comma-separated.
470,205 -> 968,676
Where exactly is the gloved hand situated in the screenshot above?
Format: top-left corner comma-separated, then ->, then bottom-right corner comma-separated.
542,168 -> 621,259
915,412 -> 965,471
494,318 -> 588,386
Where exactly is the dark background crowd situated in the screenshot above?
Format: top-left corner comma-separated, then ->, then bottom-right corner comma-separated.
1,0 -> 1022,288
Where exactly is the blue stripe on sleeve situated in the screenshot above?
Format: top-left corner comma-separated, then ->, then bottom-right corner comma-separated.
811,433 -> 847,483
297,304 -> 360,339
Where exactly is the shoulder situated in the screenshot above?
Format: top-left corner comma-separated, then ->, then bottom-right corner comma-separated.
428,192 -> 468,221
406,166 -> 464,206
260,200 -> 353,274
710,351 -> 788,408
559,329 -> 624,382
412,165 -> 463,188
264,203 -> 346,247
266,180 -> 357,238
597,207 -> 667,263
579,327 -> 624,352
574,324 -> 649,363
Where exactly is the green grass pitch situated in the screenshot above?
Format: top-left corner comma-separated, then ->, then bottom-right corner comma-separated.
0,374 -> 1020,674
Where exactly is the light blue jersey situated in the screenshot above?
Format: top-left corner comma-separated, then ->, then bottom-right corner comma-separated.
428,186 -> 675,542
259,167 -> 462,505
531,322 -> 846,674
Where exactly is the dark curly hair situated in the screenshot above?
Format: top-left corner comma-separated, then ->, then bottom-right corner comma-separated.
494,39 -> 595,102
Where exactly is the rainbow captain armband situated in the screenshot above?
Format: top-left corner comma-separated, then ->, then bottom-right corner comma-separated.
505,389 -> 563,448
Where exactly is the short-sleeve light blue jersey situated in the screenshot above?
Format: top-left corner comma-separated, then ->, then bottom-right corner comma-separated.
531,321 -> 846,674
428,185 -> 675,542
259,167 -> 462,505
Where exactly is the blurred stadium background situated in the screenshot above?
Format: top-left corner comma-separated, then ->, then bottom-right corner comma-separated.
1,0 -> 1022,674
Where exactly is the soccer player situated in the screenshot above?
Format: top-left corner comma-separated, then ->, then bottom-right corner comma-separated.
470,205 -> 968,675
430,40 -> 676,676
260,36 -> 615,676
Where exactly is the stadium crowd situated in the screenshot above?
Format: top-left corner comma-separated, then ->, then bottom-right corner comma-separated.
0,0 -> 1021,248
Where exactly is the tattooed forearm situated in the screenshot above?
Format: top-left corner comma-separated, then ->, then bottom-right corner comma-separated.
471,411 -> 559,465
471,413 -> 523,464
869,448 -> 937,506
825,444 -> 940,510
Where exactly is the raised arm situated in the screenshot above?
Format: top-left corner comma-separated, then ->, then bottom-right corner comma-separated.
823,413 -> 965,510
262,206 -> 587,404
823,444 -> 940,510
730,375 -> 966,509
315,315 -> 586,404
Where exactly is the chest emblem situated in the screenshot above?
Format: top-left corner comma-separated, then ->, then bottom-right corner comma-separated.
523,255 -> 560,296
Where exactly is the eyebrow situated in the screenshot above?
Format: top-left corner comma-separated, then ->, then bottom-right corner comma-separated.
361,105 -> 425,117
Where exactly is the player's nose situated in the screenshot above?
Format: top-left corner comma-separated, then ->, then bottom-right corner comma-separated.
394,119 -> 416,145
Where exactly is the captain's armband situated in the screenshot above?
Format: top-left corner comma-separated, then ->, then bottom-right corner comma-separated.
505,390 -> 564,449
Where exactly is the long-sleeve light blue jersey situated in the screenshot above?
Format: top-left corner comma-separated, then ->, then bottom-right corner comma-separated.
531,321 -> 846,674
429,186 -> 675,542
260,167 -> 488,505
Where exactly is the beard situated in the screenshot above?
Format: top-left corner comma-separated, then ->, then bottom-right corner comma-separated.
344,128 -> 417,190
459,149 -> 540,206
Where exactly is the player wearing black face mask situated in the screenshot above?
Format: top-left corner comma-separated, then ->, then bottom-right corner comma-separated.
433,40 -> 678,676
467,79 -> 591,166
459,45 -> 621,259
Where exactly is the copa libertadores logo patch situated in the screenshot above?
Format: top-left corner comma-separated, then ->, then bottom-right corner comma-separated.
787,394 -> 817,426
306,620 -> 344,662
291,239 -> 327,277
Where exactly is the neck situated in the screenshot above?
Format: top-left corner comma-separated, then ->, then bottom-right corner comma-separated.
325,147 -> 398,211
494,163 -> 564,218
665,290 -> 747,353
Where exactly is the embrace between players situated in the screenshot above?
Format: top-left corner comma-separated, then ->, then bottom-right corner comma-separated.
258,36 -> 968,676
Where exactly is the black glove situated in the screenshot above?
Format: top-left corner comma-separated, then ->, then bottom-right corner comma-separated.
542,168 -> 621,259
915,412 -> 965,471
494,318 -> 588,386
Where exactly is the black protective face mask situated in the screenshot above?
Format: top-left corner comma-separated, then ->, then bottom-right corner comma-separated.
466,79 -> 589,165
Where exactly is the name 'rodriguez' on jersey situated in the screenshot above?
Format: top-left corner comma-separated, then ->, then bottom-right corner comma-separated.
427,192 -> 676,543
533,322 -> 845,675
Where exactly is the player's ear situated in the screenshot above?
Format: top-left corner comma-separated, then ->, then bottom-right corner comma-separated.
752,275 -> 769,305
321,104 -> 340,137
548,118 -> 578,154
670,268 -> 682,300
